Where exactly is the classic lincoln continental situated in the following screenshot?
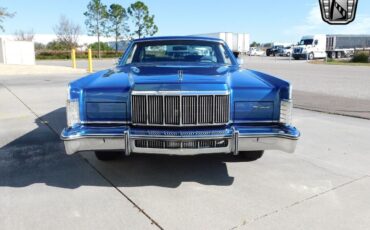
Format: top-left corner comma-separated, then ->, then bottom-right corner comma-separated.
61,36 -> 300,161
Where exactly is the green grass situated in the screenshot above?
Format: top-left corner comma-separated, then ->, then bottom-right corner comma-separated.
310,59 -> 370,67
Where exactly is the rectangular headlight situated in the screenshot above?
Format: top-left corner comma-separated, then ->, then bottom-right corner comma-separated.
280,99 -> 292,125
66,99 -> 80,127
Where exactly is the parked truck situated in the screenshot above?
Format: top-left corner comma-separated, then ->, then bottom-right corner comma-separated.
193,32 -> 250,55
293,34 -> 370,60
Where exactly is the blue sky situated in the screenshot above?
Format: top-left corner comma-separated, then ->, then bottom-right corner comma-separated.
1,0 -> 370,43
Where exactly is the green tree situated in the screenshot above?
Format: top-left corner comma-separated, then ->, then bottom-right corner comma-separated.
84,0 -> 108,58
108,4 -> 129,53
88,42 -> 113,51
46,40 -> 70,50
127,1 -> 158,38
250,41 -> 261,47
0,7 -> 15,32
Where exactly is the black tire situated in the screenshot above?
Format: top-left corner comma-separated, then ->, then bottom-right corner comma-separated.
95,151 -> 123,161
286,52 -> 291,57
238,151 -> 264,161
308,52 -> 314,60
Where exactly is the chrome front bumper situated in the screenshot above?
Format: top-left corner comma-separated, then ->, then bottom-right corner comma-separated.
60,125 -> 300,155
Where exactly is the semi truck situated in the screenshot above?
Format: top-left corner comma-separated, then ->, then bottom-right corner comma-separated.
293,34 -> 370,60
193,32 -> 250,55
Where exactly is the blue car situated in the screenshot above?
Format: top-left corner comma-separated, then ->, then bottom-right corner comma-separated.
61,36 -> 300,161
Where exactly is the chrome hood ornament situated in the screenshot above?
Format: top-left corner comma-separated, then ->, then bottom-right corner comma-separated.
178,70 -> 184,81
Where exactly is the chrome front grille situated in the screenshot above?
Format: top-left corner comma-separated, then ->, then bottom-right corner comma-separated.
135,139 -> 229,149
132,94 -> 230,126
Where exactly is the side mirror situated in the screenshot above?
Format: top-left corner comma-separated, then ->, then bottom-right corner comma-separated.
237,58 -> 244,65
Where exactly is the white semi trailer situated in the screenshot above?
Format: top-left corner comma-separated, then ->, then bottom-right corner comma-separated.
293,34 -> 370,60
193,32 -> 250,55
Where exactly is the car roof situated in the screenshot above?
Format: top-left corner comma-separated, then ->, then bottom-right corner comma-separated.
133,36 -> 224,43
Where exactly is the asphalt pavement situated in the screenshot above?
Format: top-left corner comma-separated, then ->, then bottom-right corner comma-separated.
1,65 -> 370,229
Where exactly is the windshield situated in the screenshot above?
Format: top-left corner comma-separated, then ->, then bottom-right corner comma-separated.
299,39 -> 314,45
124,40 -> 234,65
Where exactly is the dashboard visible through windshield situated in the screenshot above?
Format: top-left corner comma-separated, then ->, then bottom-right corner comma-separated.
124,40 -> 234,65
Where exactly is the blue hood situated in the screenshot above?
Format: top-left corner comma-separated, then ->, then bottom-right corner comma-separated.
74,65 -> 273,92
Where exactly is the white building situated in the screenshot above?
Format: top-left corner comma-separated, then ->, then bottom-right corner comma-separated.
0,38 -> 35,65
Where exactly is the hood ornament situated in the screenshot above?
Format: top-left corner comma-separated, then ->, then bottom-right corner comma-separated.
178,70 -> 184,81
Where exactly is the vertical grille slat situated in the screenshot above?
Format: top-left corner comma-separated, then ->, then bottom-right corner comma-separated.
132,94 -> 229,125
148,96 -> 163,124
198,96 -> 213,124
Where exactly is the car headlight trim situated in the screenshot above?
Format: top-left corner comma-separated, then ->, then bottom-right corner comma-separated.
280,99 -> 293,125
66,99 -> 80,127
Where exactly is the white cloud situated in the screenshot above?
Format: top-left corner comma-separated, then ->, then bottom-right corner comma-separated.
286,3 -> 370,37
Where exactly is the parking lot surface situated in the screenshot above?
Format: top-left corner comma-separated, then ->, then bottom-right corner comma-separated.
1,64 -> 370,229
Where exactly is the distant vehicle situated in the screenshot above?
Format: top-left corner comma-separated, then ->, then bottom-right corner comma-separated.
278,46 -> 293,57
326,34 -> 370,59
266,45 -> 284,56
249,47 -> 265,56
194,32 -> 250,55
293,34 -> 370,60
61,36 -> 300,161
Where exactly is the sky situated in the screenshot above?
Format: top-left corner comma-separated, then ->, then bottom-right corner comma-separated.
1,0 -> 370,43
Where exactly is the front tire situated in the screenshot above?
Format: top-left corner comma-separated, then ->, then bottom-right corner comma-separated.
308,52 -> 314,60
95,151 -> 123,161
238,151 -> 264,161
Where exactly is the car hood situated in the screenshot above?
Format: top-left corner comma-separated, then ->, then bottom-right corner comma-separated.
76,65 -> 273,92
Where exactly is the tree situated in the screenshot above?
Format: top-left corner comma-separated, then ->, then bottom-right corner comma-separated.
34,42 -> 46,51
127,1 -> 158,38
84,0 -> 108,58
0,7 -> 15,32
46,40 -> 70,50
108,4 -> 129,53
54,15 -> 81,49
89,42 -> 113,51
14,30 -> 34,41
250,41 -> 261,47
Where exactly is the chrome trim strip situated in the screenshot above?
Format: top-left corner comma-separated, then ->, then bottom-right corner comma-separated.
233,130 -> 239,155
124,130 -> 130,156
131,91 -> 230,95
134,38 -> 226,44
81,121 -> 130,124
130,136 -> 232,140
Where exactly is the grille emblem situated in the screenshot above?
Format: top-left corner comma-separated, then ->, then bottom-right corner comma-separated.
319,0 -> 358,25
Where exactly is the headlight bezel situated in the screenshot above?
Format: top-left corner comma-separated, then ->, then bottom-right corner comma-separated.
66,99 -> 80,128
280,99 -> 293,126
280,84 -> 293,125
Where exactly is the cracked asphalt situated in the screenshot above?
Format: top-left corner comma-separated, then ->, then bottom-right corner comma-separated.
1,60 -> 370,229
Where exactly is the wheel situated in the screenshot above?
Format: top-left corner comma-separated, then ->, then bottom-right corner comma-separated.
336,52 -> 342,59
238,151 -> 264,161
95,151 -> 123,161
286,52 -> 291,57
308,52 -> 314,60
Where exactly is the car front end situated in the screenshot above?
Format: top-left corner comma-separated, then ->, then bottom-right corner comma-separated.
60,37 -> 300,159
